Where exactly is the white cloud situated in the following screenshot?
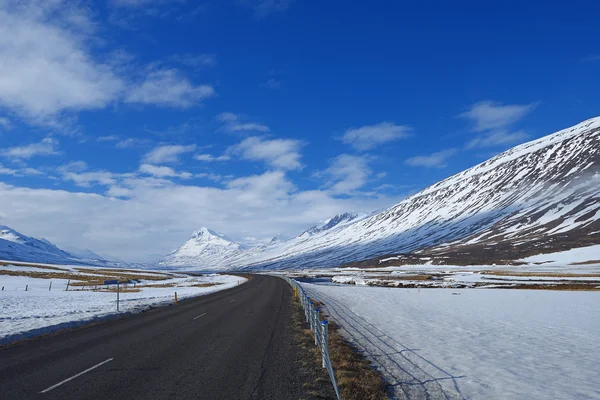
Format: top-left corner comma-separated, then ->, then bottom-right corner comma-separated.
0,171 -> 398,261
216,112 -> 239,123
97,135 -> 120,142
116,138 -> 151,149
0,1 -> 123,123
242,0 -> 295,18
62,171 -> 119,187
225,123 -> 271,133
143,144 -> 196,164
466,130 -> 530,149
459,101 -> 536,132
229,136 -> 303,170
318,154 -> 371,194
342,122 -> 412,151
0,117 -> 13,130
126,69 -> 215,108
139,164 -> 192,179
170,53 -> 217,68
194,154 -> 231,162
1,138 -> 60,159
580,54 -> 600,63
261,78 -> 281,89
0,163 -> 43,176
404,149 -> 458,168
0,1 -> 215,126
110,0 -> 161,6
459,101 -> 536,149
57,161 -> 122,187
216,112 -> 270,133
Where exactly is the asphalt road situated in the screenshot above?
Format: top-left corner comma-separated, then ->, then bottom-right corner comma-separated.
0,275 -> 312,400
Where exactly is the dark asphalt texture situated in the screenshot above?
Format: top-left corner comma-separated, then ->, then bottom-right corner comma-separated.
0,275 -> 312,400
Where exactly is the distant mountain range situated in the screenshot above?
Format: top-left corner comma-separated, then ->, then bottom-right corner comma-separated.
2,117 -> 599,271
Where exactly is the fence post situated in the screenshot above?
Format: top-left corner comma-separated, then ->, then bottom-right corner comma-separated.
313,307 -> 320,345
49,281 -> 52,291
25,285 -> 28,291
175,292 -> 178,304
321,320 -> 328,368
66,279 -> 70,291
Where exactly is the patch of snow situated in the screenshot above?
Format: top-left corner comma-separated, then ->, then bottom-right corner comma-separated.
520,244 -> 600,265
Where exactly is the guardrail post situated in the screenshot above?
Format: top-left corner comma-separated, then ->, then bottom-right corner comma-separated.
313,307 -> 320,345
321,320 -> 328,368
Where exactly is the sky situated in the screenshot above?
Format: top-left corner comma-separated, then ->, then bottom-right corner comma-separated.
0,0 -> 598,261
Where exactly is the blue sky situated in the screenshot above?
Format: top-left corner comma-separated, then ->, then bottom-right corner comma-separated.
0,0 -> 598,261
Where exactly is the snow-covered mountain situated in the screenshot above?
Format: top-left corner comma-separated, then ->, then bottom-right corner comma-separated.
160,116 -> 600,270
0,226 -> 142,268
159,228 -> 244,269
0,226 -> 83,265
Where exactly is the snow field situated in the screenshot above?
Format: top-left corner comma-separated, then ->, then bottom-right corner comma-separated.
303,283 -> 600,400
0,273 -> 246,344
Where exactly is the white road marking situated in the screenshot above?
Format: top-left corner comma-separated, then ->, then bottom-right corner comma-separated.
229,299 -> 236,303
193,312 -> 207,320
39,358 -> 113,394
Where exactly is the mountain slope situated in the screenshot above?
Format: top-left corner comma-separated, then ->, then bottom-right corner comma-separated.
0,226 -> 82,265
160,117 -> 600,271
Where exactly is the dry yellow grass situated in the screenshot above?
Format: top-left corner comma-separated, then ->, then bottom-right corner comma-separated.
98,287 -> 141,293
0,269 -> 94,282
500,283 -> 600,291
73,268 -> 173,281
190,282 -> 223,288
136,282 -> 178,289
571,260 -> 600,265
481,270 -> 600,278
298,298 -> 389,400
386,275 -> 434,281
0,261 -> 67,271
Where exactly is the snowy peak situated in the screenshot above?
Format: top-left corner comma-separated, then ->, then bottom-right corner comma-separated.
160,227 -> 243,269
0,226 -> 25,244
269,234 -> 284,245
190,227 -> 235,244
300,212 -> 367,237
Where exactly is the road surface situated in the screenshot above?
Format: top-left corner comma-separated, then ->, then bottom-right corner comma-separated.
0,275 -> 316,399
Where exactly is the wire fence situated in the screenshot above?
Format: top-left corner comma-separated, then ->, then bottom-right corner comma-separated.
282,277 -> 341,400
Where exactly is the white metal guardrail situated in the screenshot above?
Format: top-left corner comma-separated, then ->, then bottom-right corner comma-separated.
282,277 -> 341,400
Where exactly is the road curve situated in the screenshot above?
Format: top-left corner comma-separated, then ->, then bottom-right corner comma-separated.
0,275 -> 311,399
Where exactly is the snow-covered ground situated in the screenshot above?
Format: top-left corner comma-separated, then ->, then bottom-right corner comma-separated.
302,282 -> 600,400
0,265 -> 246,344
520,244 -> 600,265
